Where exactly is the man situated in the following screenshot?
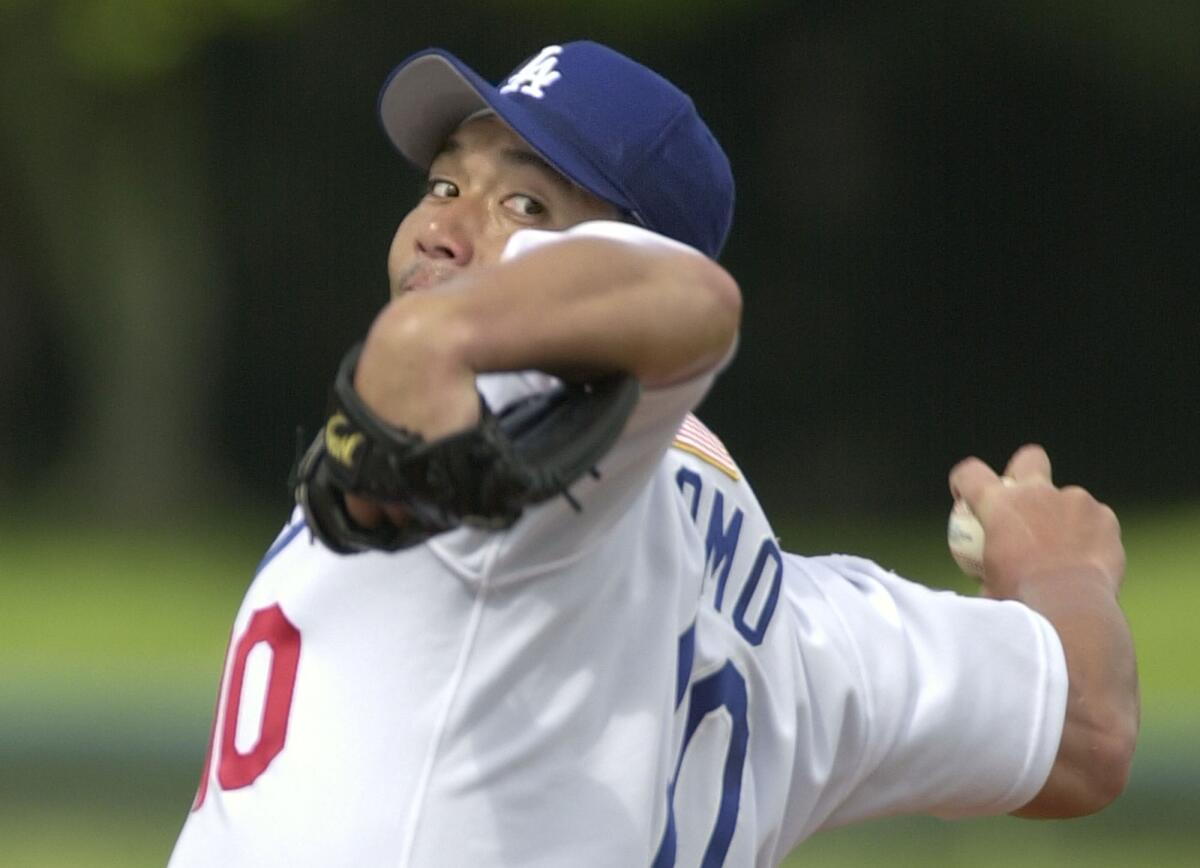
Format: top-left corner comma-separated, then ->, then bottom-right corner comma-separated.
171,41 -> 742,868
170,41 -> 1137,868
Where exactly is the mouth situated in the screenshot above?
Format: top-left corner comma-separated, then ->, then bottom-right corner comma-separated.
396,262 -> 456,296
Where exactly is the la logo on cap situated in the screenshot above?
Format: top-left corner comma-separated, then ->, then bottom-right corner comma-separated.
500,45 -> 563,99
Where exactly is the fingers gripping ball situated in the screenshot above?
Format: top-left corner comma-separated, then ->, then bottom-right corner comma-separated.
295,343 -> 641,554
946,476 -> 1015,578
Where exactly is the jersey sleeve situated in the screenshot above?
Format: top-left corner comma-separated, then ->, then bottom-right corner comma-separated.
784,553 -> 1068,836
427,221 -> 728,585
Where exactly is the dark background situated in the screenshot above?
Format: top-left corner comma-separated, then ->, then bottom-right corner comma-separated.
2,0 -> 1197,528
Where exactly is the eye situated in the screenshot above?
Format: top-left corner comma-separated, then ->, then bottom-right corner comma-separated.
503,193 -> 546,217
426,178 -> 459,198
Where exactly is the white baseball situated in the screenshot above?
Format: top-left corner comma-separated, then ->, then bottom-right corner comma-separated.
947,476 -> 1015,578
947,500 -> 986,577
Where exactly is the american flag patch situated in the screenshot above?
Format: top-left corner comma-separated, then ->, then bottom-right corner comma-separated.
672,414 -> 741,480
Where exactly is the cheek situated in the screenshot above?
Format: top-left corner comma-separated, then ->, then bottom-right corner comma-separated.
386,219 -> 416,281
544,198 -> 621,234
472,201 -> 514,265
474,233 -> 509,266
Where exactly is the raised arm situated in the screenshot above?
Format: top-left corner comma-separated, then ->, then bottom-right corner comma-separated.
345,228 -> 741,529
949,445 -> 1139,818
354,231 -> 741,438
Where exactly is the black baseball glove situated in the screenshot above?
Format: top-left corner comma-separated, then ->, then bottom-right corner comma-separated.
294,343 -> 640,554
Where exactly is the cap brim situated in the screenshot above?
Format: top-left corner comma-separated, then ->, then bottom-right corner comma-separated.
378,50 -> 492,169
377,49 -> 633,213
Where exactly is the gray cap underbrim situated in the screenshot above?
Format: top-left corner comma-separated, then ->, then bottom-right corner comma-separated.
378,54 -> 492,169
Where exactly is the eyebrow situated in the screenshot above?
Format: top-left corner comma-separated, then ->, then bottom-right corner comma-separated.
436,135 -> 574,193
499,147 -> 574,192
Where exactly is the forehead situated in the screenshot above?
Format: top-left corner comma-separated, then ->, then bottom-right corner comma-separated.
432,115 -> 575,191
440,113 -> 530,154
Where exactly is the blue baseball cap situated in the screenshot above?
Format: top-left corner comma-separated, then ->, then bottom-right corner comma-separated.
377,41 -> 734,258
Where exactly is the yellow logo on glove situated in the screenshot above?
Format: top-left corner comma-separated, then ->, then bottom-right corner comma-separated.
325,413 -> 365,468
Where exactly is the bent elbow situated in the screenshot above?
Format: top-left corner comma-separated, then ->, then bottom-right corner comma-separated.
706,257 -> 743,325
686,254 -> 742,354
636,252 -> 741,387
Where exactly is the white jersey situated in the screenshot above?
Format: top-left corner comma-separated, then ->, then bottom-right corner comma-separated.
660,434 -> 1070,867
169,222 -> 719,868
170,218 -> 1069,868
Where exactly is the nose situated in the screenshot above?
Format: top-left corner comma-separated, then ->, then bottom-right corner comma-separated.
414,199 -> 477,265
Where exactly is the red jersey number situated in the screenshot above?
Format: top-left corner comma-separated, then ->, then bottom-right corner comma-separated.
193,604 -> 301,809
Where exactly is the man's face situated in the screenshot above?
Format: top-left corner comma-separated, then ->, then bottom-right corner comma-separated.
387,114 -> 620,297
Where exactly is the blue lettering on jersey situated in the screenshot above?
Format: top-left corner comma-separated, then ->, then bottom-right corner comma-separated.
654,659 -> 750,868
676,467 -> 702,521
732,539 -> 783,645
661,460 -> 769,865
676,622 -> 696,708
676,467 -> 777,646
705,492 -> 744,612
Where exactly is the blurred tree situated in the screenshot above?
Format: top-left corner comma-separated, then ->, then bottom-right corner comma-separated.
0,0 -> 314,517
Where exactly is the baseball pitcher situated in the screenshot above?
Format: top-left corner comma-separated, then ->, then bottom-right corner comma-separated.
169,40 -> 1137,868
171,42 -> 742,868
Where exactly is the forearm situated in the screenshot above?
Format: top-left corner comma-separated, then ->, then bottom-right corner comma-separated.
400,237 -> 737,381
356,235 -> 741,437
950,448 -> 1138,819
1013,570 -> 1139,818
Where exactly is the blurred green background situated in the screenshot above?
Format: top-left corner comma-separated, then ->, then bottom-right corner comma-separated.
2,508 -> 1197,866
1,0 -> 1196,866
